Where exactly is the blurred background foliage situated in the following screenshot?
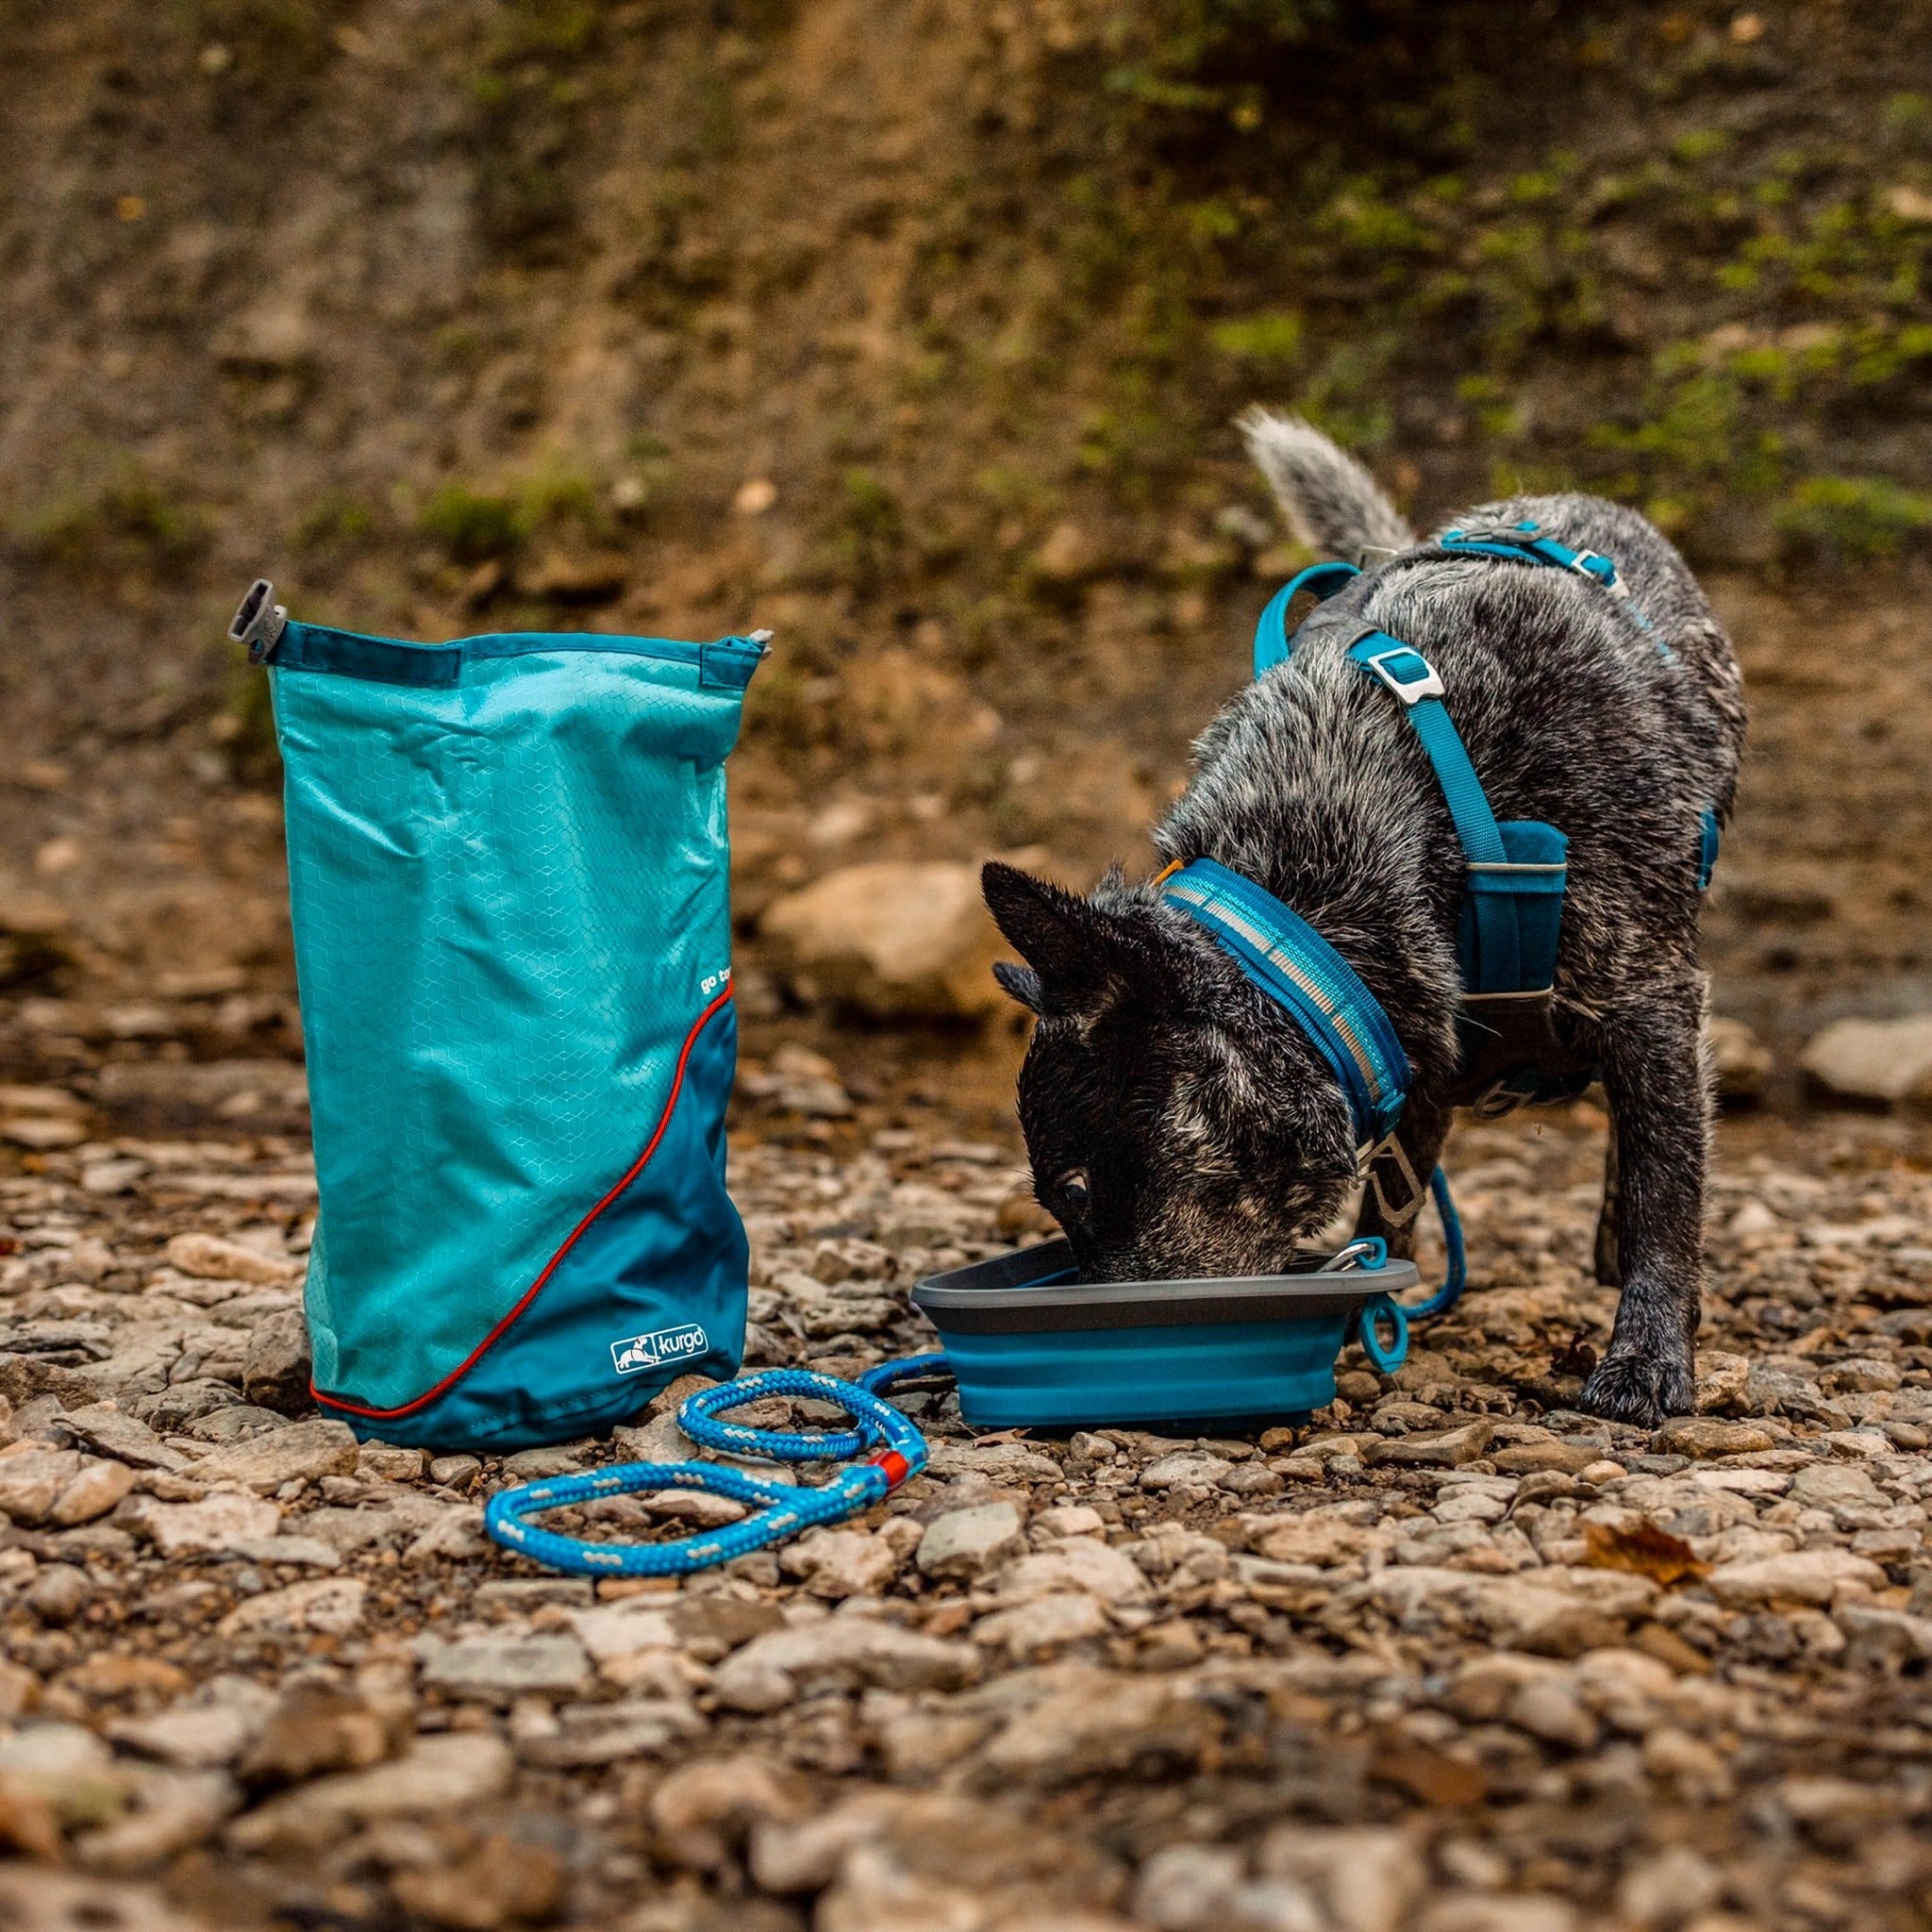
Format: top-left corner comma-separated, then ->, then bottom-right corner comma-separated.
0,0 -> 1928,1058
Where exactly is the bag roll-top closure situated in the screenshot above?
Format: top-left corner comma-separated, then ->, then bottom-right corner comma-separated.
232,587 -> 771,691
262,621 -> 770,691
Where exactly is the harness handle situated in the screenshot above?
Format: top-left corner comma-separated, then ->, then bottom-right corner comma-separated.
1253,560 -> 1360,678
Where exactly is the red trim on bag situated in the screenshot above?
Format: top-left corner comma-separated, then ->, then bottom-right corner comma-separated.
312,988 -> 735,1422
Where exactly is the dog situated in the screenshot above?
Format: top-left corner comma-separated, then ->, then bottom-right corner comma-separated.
982,412 -> 1745,1424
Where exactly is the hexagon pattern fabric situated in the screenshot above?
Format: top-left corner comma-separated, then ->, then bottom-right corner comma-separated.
270,622 -> 764,1449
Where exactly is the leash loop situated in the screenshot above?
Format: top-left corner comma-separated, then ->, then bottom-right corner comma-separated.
484,1359 -> 940,1579
1355,1292 -> 1408,1374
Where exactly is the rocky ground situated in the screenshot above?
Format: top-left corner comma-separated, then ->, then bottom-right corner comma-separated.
2,1074 -> 1931,1932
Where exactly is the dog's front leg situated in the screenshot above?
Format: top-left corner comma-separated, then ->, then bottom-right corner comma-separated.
1593,1124 -> 1621,1288
1355,1095 -> 1449,1262
1579,978 -> 1707,1424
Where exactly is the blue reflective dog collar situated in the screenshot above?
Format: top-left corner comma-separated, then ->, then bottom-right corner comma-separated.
1161,858 -> 1409,1149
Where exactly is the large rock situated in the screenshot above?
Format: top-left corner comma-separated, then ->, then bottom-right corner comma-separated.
73,1768 -> 241,1876
136,1492 -> 282,1556
225,1733 -> 513,1854
977,1666 -> 1221,1786
993,1540 -> 1152,1607
108,1681 -> 276,1771
416,1632 -> 591,1703
242,1310 -> 313,1415
189,1418 -> 358,1492
1800,1015 -> 1932,1104
165,1232 -> 300,1286
970,1592 -> 1110,1658
1651,1417 -> 1775,1459
712,1616 -> 979,1712
0,1449 -> 132,1526
917,1502 -> 1024,1579
0,1352 -> 99,1408
1707,1549 -> 1886,1608
1364,1419 -> 1494,1469
1257,1824 -> 1426,1932
60,1404 -> 190,1473
1708,1017 -> 1773,1103
759,861 -> 1009,1021
778,1527 -> 904,1600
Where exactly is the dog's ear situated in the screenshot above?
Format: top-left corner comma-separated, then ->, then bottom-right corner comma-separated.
991,959 -> 1047,1013
982,862 -> 1144,1019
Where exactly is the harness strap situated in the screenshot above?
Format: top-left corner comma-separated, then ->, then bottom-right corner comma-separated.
1289,608 -> 1523,991
1341,634 -> 1507,867
1439,522 -> 1624,594
1438,520 -> 1670,653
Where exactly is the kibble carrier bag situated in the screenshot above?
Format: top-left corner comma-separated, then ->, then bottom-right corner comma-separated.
234,582 -> 765,1450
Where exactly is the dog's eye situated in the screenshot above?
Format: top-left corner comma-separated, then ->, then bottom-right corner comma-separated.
1056,1168 -> 1091,1220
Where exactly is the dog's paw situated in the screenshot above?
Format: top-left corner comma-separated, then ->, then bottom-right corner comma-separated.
1579,1348 -> 1694,1428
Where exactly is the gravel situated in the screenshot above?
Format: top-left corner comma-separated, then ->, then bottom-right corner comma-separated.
2,1101 -> 1932,1925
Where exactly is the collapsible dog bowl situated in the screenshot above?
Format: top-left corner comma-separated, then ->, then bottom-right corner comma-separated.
910,1239 -> 1416,1430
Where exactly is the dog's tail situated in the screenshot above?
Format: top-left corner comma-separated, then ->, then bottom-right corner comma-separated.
1239,408 -> 1415,559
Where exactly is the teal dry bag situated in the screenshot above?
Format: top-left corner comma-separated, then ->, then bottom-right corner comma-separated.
232,582 -> 765,1451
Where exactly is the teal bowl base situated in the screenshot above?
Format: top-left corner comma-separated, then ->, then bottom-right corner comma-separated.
938,1313 -> 1354,1432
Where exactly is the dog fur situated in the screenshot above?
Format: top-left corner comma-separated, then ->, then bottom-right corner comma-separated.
983,411 -> 1745,1425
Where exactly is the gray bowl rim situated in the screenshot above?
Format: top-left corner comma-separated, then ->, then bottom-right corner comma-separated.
909,1237 -> 1423,1335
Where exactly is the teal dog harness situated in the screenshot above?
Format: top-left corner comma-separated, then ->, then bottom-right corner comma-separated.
234,582 -> 766,1451
1159,525 -> 1720,1314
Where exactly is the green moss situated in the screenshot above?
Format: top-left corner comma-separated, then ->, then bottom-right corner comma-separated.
1886,92 -> 1932,143
1671,128 -> 1730,167
830,469 -> 904,591
418,485 -> 523,562
1208,312 -> 1303,362
416,464 -> 608,563
294,491 -> 376,551
1776,475 -> 1932,563
466,0 -> 603,261
21,466 -> 208,572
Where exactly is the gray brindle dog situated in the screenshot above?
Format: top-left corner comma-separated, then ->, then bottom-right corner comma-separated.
983,411 -> 1745,1424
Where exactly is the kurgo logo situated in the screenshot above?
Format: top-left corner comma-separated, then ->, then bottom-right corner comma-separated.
610,1323 -> 710,1376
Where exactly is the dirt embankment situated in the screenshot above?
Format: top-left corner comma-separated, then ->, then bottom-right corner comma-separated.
0,1 -> 1927,1091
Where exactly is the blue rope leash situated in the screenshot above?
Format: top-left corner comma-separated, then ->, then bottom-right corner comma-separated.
483,1356 -> 944,1578
1400,1164 -> 1468,1322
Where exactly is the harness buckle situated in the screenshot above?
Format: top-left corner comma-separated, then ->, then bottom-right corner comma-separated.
228,578 -> 288,664
1361,645 -> 1445,707
1566,550 -> 1629,599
